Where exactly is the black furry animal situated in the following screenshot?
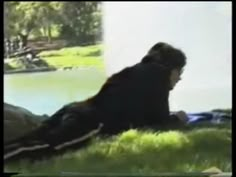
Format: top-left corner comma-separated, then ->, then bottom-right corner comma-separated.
4,42 -> 187,162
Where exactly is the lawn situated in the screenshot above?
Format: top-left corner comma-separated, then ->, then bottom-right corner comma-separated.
38,44 -> 104,69
5,44 -> 105,71
5,123 -> 231,174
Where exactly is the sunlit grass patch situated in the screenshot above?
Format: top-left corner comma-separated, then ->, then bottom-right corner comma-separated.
39,44 -> 103,57
5,125 -> 231,174
4,58 -> 25,69
42,56 -> 104,69
39,44 -> 104,69
5,44 -> 104,71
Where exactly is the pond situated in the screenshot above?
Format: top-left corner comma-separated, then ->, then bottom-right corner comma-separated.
4,68 -> 107,116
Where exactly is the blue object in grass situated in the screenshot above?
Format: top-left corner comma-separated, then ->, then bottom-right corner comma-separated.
186,111 -> 231,124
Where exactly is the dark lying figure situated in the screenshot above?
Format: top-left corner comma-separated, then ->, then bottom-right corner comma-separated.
4,42 -> 187,162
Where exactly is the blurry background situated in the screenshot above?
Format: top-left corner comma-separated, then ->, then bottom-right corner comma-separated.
4,2 -> 105,115
4,2 -> 232,115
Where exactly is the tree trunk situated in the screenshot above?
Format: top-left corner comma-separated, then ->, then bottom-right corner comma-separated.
43,27 -> 47,37
47,25 -> 52,43
18,33 -> 28,48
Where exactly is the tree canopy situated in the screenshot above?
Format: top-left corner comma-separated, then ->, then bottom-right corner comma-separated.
4,1 -> 102,45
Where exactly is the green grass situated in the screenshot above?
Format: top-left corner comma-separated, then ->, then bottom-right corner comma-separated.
41,56 -> 104,69
5,44 -> 105,71
5,124 -> 231,174
39,44 -> 103,58
39,44 -> 104,69
4,58 -> 26,70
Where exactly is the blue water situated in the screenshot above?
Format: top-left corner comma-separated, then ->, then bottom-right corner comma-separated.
4,69 -> 107,116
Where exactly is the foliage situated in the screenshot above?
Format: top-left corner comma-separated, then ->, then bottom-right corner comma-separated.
58,2 -> 102,45
4,2 -> 102,45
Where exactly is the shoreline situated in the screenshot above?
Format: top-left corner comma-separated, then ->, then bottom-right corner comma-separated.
4,67 -> 57,75
4,66 -> 105,75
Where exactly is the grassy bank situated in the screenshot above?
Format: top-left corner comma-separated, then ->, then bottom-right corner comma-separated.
5,44 -> 105,71
5,124 -> 231,174
39,44 -> 104,70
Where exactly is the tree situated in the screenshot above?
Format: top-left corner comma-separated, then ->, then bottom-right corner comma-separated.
4,2 -> 20,38
4,2 -> 102,45
30,2 -> 63,42
59,2 -> 102,45
4,2 -> 62,42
